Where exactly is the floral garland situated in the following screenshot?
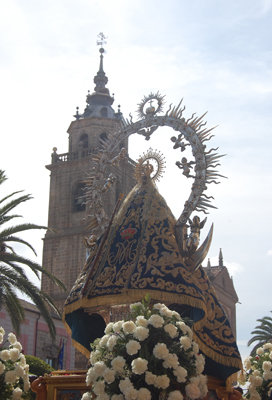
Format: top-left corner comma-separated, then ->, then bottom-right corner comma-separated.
0,327 -> 31,400
83,298 -> 207,400
239,342 -> 272,400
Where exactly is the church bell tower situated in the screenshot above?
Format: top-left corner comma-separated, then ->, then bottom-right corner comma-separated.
41,37 -> 134,311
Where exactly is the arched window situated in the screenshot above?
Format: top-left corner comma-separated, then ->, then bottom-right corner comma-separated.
73,182 -> 86,212
78,133 -> 88,149
100,107 -> 108,117
99,132 -> 108,146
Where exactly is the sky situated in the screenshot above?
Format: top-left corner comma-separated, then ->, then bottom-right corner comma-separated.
0,0 -> 272,360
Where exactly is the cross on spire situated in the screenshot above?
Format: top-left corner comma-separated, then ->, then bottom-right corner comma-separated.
97,32 -> 107,48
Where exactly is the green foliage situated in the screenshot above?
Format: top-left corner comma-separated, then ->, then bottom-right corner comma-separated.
25,355 -> 54,377
248,312 -> 272,355
0,169 -> 66,339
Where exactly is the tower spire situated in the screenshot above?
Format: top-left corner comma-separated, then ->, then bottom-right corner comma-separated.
94,33 -> 109,95
219,248 -> 224,267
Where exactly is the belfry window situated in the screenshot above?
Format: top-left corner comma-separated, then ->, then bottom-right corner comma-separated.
78,133 -> 88,150
99,132 -> 108,145
73,182 -> 86,212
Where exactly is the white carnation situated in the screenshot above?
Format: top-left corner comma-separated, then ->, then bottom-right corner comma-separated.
99,335 -> 110,348
8,333 -> 17,345
105,322 -> 114,334
262,361 -> 272,371
153,303 -> 164,310
162,353 -> 179,369
15,364 -> 25,377
263,371 -> 272,380
131,357 -> 148,374
112,395 -> 124,400
244,357 -> 252,370
195,354 -> 205,374
126,340 -> 141,355
10,348 -> 20,362
133,326 -> 149,341
103,367 -> 115,384
0,361 -> 5,374
5,370 -> 18,384
93,361 -> 106,376
0,349 -> 10,361
256,347 -> 264,355
136,316 -> 148,327
138,387 -> 151,400
155,374 -> 170,389
0,327 -> 5,335
145,371 -> 157,385
90,349 -> 100,365
159,306 -> 174,318
153,343 -> 169,359
164,323 -> 178,338
263,343 -> 272,350
185,382 -> 201,399
148,314 -> 164,328
93,380 -> 105,395
176,321 -> 193,338
82,393 -> 92,400
107,335 -> 118,351
180,336 -> 192,350
122,321 -> 136,334
12,387 -> 22,400
168,391 -> 184,400
173,366 -> 187,383
0,333 -> 3,344
113,321 -> 124,333
111,356 -> 126,372
12,342 -> 22,352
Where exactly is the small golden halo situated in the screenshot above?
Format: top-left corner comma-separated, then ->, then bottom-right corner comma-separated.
135,148 -> 166,183
137,92 -> 165,119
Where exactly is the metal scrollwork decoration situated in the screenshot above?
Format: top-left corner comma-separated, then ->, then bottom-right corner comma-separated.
84,91 -> 225,271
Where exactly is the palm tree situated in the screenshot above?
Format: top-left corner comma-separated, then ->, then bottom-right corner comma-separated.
248,312 -> 272,355
0,170 -> 65,338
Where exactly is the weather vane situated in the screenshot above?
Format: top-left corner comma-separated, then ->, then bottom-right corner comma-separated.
97,32 -> 107,48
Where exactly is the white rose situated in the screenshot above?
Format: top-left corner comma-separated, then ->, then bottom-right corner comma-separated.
119,377 -> 133,393
15,364 -> 25,377
155,374 -> 170,389
90,350 -> 100,365
263,343 -> 272,350
153,343 -> 169,359
0,333 -> 3,344
138,387 -> 151,400
153,303 -> 164,310
12,387 -> 22,400
176,322 -> 193,338
136,316 -> 148,327
0,327 -> 5,335
10,348 -> 20,362
131,357 -> 148,375
23,379 -> 31,391
8,333 -> 17,345
244,357 -> 252,370
256,347 -> 264,355
192,342 -> 199,354
0,349 -> 10,361
133,326 -> 149,341
195,354 -> 205,374
126,340 -> 141,355
185,382 -> 201,399
263,371 -> 272,380
122,321 -> 136,335
168,391 -> 184,400
159,306 -> 174,318
164,323 -> 178,338
105,322 -> 114,334
148,314 -> 164,328
111,356 -> 126,372
180,336 -> 192,350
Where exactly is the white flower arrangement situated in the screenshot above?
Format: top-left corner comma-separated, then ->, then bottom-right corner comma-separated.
84,297 -> 208,400
239,342 -> 272,399
0,327 -> 31,400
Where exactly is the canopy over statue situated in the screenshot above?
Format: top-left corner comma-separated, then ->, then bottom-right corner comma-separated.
63,93 -> 242,383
